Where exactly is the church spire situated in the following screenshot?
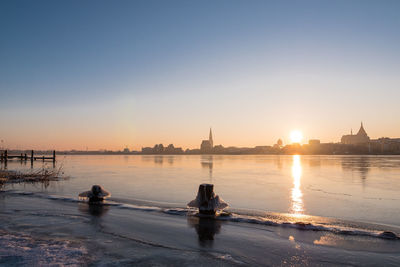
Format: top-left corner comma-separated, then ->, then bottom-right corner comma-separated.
357,121 -> 368,136
209,128 -> 213,147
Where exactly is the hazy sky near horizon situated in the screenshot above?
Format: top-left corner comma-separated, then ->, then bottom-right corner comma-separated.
1,0 -> 400,150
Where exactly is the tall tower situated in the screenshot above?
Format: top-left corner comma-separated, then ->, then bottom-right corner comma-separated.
357,122 -> 368,137
209,128 -> 213,148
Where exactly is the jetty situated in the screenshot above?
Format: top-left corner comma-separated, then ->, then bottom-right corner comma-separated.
0,150 -> 56,164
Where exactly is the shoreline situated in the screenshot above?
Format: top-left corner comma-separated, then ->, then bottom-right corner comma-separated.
2,150 -> 400,156
1,191 -> 400,266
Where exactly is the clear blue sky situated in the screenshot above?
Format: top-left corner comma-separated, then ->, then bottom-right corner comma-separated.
1,0 -> 399,150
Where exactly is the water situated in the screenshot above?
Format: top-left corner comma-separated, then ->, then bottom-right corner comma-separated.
2,155 -> 400,265
3,155 -> 400,227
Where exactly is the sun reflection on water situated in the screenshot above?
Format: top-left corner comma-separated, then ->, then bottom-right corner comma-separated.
290,155 -> 304,215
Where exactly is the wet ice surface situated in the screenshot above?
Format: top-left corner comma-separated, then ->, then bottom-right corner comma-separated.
0,230 -> 88,266
2,155 -> 400,265
4,155 -> 400,227
1,193 -> 400,266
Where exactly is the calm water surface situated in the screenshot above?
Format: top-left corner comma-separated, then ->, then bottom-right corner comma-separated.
4,155 -> 400,227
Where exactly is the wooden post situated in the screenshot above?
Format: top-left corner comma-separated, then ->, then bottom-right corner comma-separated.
198,183 -> 215,215
53,150 -> 56,163
42,156 -> 45,162
24,153 -> 27,160
31,150 -> 34,164
4,150 -> 7,162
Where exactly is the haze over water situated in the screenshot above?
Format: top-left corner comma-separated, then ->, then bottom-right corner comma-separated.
1,1 -> 400,150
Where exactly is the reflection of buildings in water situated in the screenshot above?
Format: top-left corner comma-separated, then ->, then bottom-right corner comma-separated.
140,155 -> 163,165
154,156 -> 164,165
308,156 -> 321,168
140,156 -> 155,164
274,156 -> 283,170
201,155 -> 213,182
166,156 -> 175,165
341,156 -> 371,181
155,155 -> 175,165
290,155 -> 304,215
141,155 -> 177,166
187,216 -> 222,247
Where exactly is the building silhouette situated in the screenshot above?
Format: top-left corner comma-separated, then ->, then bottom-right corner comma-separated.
200,128 -> 214,153
137,122 -> 399,155
141,143 -> 183,154
341,122 -> 370,145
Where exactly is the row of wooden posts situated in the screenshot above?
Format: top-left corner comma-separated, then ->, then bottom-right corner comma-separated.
0,150 -> 56,163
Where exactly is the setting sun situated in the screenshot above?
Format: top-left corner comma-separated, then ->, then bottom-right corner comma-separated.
290,130 -> 303,144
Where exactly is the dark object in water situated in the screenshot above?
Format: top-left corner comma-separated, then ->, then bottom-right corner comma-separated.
79,185 -> 111,203
187,184 -> 228,215
378,231 -> 398,240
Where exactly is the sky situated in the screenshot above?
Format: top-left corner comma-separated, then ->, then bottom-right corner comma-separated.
1,0 -> 399,150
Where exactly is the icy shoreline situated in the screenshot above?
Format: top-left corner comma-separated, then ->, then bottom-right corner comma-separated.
0,230 -> 89,266
1,192 -> 400,266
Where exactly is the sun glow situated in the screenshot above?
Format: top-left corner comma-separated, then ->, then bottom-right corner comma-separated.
290,130 -> 303,144
290,155 -> 304,215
